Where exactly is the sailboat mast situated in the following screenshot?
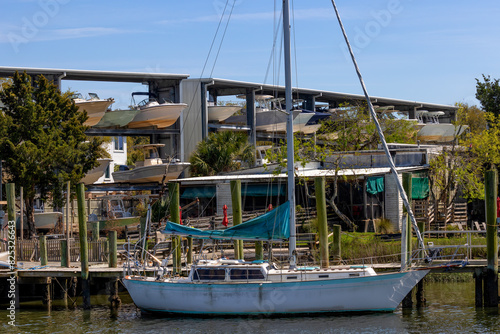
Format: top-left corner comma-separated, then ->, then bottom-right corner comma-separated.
283,0 -> 296,268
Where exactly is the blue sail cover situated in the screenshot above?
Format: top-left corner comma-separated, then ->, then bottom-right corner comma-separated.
162,201 -> 290,241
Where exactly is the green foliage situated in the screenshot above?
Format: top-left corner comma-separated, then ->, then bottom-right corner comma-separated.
0,72 -> 106,234
126,136 -> 149,166
475,74 -> 500,117
374,218 -> 394,234
189,131 -> 255,176
317,103 -> 418,151
455,102 -> 487,135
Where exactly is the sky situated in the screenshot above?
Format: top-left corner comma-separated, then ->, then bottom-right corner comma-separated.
1,0 -> 499,110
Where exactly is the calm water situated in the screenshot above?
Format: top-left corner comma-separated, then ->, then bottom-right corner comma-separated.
2,281 -> 500,333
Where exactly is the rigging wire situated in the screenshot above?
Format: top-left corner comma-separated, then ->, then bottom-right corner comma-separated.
329,0 -> 428,264
180,0 -> 236,159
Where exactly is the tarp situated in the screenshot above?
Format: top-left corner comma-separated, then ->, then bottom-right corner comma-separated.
411,177 -> 429,199
93,109 -> 139,128
366,176 -> 384,195
162,201 -> 290,241
181,187 -> 216,199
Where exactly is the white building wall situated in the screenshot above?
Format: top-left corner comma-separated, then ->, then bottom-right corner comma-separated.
216,183 -> 232,216
384,172 -> 404,231
95,136 -> 127,184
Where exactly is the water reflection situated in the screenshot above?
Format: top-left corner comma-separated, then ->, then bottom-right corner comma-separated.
1,281 -> 500,333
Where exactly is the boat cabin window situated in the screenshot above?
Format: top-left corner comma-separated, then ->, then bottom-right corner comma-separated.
230,268 -> 265,280
193,268 -> 226,281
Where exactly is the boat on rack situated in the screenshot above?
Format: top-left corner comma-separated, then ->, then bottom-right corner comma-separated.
123,1 -> 430,315
127,92 -> 187,128
112,144 -> 190,184
71,93 -> 114,126
207,103 -> 242,122
80,158 -> 112,185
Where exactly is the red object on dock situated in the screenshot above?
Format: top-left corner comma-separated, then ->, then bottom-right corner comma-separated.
497,197 -> 500,217
222,205 -> 228,227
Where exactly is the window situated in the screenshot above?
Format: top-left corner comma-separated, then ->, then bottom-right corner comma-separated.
230,269 -> 265,280
114,136 -> 124,151
193,268 -> 226,281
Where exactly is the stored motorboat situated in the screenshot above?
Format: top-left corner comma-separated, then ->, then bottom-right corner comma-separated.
72,92 -> 114,126
127,92 -> 187,128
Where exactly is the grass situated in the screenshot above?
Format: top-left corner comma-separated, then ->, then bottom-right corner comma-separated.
329,232 -> 489,264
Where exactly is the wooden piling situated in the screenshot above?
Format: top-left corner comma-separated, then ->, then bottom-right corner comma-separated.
60,239 -> 69,267
474,267 -> 483,308
315,177 -> 329,268
230,180 -> 243,260
42,277 -> 52,307
39,235 -> 48,266
91,221 -> 99,241
484,169 -> 498,308
416,280 -> 425,307
332,225 -> 341,264
402,173 -> 412,268
187,237 -> 193,264
108,278 -> 121,309
76,183 -> 91,309
108,230 -> 117,268
255,241 -> 264,261
169,183 -> 182,273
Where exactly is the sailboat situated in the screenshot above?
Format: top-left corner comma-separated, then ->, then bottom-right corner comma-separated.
123,1 -> 429,315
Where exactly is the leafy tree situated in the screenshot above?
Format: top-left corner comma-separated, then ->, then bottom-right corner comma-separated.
264,103 -> 418,230
476,75 -> 500,117
189,131 -> 255,176
455,102 -> 487,135
0,72 -> 106,237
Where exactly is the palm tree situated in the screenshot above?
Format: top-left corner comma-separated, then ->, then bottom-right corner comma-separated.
189,131 -> 255,176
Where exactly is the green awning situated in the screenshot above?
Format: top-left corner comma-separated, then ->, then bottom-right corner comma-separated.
243,184 -> 286,197
181,187 -> 216,199
366,176 -> 384,195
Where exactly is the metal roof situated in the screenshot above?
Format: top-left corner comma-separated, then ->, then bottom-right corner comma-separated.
174,165 -> 427,185
0,66 -> 189,83
188,78 -> 457,113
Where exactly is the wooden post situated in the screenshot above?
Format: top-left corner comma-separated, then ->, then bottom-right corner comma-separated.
416,280 -> 425,307
255,241 -> 264,261
61,239 -> 69,267
169,183 -> 182,273
474,267 -> 483,308
315,177 -> 329,268
402,173 -> 412,270
187,237 -> 193,264
108,230 -> 117,268
332,225 -> 341,264
91,221 -> 99,241
42,277 -> 52,308
108,278 -> 121,309
39,235 -> 48,266
484,169 -> 498,308
76,183 -> 90,309
6,183 -> 16,268
230,180 -> 243,260
20,187 -> 23,244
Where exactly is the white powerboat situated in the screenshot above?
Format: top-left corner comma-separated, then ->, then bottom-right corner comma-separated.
208,104 -> 242,122
80,158 -> 112,184
72,93 -> 114,126
112,144 -> 190,184
127,92 -> 187,129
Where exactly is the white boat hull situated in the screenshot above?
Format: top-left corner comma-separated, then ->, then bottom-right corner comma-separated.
80,158 -> 112,184
208,106 -> 241,122
75,100 -> 114,126
123,269 -> 428,315
112,162 -> 190,184
128,103 -> 187,128
16,212 -> 63,230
